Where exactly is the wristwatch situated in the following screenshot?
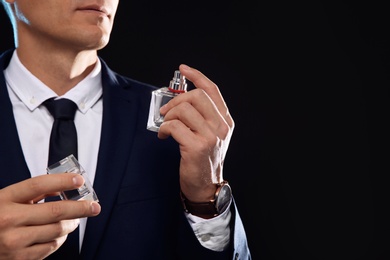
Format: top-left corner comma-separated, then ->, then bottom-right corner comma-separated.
180,181 -> 232,217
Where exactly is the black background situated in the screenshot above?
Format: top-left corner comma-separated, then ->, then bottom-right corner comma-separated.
1,1 -> 389,259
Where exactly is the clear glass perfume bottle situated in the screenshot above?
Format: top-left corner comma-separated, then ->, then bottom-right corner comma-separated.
47,154 -> 99,202
147,70 -> 187,132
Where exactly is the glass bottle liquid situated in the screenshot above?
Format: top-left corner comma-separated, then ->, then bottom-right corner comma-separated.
147,70 -> 187,132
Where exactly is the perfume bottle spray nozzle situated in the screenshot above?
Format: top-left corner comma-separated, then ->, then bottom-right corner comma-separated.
168,70 -> 187,92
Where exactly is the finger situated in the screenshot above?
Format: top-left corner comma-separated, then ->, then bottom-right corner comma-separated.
17,200 -> 100,226
158,119 -> 201,148
15,235 -> 67,260
0,173 -> 84,203
178,64 -> 234,126
30,220 -> 79,245
160,101 -> 215,138
6,219 -> 79,249
36,234 -> 67,260
161,91 -> 230,140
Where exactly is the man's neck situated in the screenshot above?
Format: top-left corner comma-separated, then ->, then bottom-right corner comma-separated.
15,45 -> 98,96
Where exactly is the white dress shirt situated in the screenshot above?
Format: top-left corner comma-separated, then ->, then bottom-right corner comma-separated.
3,50 -> 230,252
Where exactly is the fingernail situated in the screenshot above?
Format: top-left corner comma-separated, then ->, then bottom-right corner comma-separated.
160,104 -> 167,113
91,202 -> 101,214
72,175 -> 83,186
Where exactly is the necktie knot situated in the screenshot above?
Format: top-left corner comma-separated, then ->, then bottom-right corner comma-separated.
44,98 -> 78,120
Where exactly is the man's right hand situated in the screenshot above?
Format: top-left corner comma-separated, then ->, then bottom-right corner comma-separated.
0,173 -> 101,260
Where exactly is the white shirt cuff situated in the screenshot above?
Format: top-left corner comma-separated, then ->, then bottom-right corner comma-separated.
184,200 -> 231,251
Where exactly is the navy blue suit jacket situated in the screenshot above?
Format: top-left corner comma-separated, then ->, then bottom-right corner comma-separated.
0,49 -> 251,260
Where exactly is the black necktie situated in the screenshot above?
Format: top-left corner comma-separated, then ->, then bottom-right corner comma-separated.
43,98 -> 80,259
44,98 -> 78,165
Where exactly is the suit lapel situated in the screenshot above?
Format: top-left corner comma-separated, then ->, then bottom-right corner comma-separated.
80,60 -> 139,259
0,49 -> 31,188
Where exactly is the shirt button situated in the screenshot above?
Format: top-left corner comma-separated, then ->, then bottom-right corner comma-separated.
201,234 -> 211,242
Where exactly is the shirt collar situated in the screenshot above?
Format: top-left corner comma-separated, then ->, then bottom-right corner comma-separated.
4,50 -> 103,114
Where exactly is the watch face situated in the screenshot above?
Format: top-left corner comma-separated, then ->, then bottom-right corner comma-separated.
216,184 -> 232,213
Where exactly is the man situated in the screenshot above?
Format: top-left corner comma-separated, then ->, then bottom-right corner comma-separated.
0,0 -> 251,259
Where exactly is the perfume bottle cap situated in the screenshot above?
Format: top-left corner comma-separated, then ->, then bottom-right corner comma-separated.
168,70 -> 187,93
